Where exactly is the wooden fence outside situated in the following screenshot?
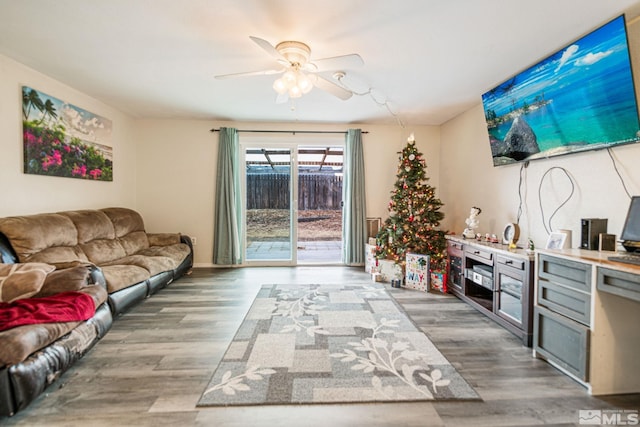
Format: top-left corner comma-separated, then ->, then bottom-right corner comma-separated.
246,174 -> 343,210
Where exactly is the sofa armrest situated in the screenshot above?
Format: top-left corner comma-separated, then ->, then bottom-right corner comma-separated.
89,265 -> 107,289
147,233 -> 181,247
180,234 -> 194,253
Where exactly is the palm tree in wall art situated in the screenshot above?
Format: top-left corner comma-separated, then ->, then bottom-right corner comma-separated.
22,86 -> 113,181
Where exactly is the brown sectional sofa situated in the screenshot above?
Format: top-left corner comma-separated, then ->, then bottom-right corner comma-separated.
0,207 -> 193,315
0,207 -> 193,416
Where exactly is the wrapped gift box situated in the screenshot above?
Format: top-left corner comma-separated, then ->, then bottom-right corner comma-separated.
378,259 -> 403,282
365,244 -> 376,273
430,271 -> 447,293
404,253 -> 430,292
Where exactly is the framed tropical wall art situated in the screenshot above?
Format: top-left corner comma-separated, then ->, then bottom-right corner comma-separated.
22,86 -> 113,181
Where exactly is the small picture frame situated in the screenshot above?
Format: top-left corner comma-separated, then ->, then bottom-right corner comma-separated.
366,217 -> 382,239
546,232 -> 567,250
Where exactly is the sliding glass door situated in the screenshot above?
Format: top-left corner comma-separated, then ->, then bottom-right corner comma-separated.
242,140 -> 344,266
244,147 -> 295,264
296,146 -> 343,264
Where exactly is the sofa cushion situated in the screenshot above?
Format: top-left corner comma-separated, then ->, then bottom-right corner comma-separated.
0,321 -> 80,367
119,231 -> 150,256
147,233 -> 181,247
136,243 -> 191,267
99,265 -> 150,293
0,263 -> 55,303
101,208 -> 145,237
61,210 -> 115,243
21,246 -> 88,265
0,214 -> 78,262
80,239 -> 127,265
102,255 -> 177,276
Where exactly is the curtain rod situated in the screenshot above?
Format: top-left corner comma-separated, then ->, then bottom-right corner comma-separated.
210,128 -> 368,135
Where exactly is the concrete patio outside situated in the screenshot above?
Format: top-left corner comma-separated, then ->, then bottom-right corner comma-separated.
246,240 -> 342,263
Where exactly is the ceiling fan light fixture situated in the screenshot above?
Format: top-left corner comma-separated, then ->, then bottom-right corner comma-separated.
288,84 -> 303,98
232,37 -> 362,102
272,78 -> 288,94
297,72 -> 313,94
282,70 -> 297,85
275,41 -> 311,66
273,69 -> 313,98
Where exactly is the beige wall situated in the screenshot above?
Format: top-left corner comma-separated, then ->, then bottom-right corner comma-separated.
0,54 -> 137,217
135,120 -> 440,266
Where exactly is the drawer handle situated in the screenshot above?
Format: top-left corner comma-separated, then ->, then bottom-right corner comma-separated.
474,251 -> 480,255
506,260 -> 513,265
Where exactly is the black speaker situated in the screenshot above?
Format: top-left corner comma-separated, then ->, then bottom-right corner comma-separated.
598,233 -> 616,251
581,218 -> 608,250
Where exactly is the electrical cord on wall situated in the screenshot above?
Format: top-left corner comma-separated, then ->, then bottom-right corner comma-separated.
606,148 -> 632,199
538,166 -> 575,235
516,161 -> 528,225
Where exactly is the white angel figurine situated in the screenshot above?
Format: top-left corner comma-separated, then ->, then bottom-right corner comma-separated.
462,206 -> 481,238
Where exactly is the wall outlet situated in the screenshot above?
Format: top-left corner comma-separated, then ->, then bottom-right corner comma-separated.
191,237 -> 197,246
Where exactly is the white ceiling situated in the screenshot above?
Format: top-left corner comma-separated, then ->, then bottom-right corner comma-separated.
2,0 -> 640,126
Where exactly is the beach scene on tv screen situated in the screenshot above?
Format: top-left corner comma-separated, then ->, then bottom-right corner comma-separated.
482,15 -> 640,167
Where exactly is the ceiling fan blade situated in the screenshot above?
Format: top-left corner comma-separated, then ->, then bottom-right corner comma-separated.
249,36 -> 287,62
215,68 -> 283,79
312,75 -> 352,100
307,54 -> 364,72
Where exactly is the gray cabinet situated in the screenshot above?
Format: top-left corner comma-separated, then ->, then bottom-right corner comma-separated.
445,237 -> 534,346
537,258 -> 592,326
538,254 -> 591,293
496,256 -> 530,336
534,249 -> 640,395
446,240 -> 464,296
597,267 -> 640,302
534,306 -> 590,381
534,254 -> 591,382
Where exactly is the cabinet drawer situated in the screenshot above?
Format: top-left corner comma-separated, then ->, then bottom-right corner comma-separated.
465,246 -> 493,262
537,280 -> 591,326
447,241 -> 463,257
538,254 -> 591,294
497,255 -> 525,270
465,268 -> 494,290
534,306 -> 589,381
447,240 -> 463,251
597,267 -> 640,302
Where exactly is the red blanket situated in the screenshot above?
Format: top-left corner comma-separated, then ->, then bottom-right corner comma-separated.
0,291 -> 96,332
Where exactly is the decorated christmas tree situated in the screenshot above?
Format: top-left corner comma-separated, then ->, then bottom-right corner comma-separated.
375,134 -> 447,270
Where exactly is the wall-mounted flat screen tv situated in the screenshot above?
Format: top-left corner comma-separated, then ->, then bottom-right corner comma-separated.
482,15 -> 640,167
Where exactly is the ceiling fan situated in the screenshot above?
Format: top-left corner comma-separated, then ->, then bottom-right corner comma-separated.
215,36 -> 364,102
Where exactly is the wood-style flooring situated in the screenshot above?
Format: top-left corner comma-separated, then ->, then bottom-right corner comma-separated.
3,266 -> 639,426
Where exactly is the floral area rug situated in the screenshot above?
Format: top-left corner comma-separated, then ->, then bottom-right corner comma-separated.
197,283 -> 479,406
